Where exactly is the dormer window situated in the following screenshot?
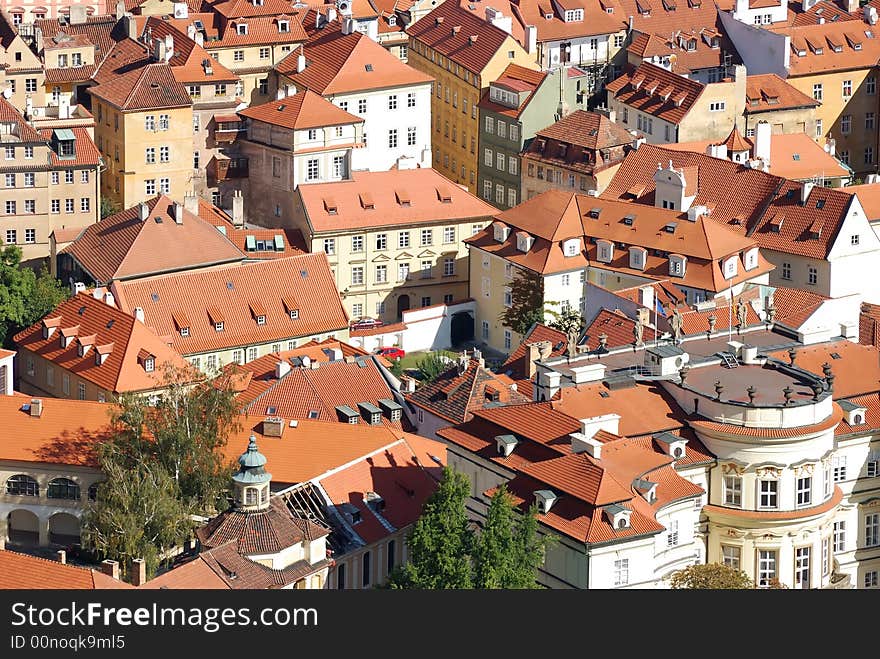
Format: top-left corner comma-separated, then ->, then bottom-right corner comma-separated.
653,431 -> 687,459
516,231 -> 533,252
564,9 -> 583,21
669,254 -> 687,277
215,321 -> 224,332
289,309 -> 299,319
388,15 -> 396,26
256,315 -> 266,325
841,401 -> 868,425
596,239 -> 614,263
180,327 -> 190,337
493,222 -> 510,242
722,255 -> 738,279
743,247 -> 759,271
563,238 -> 580,256
534,489 -> 557,514
629,246 -> 646,270
604,504 -> 631,529
236,23 -> 248,35
278,20 -> 289,32
144,357 -> 155,372
496,434 -> 519,457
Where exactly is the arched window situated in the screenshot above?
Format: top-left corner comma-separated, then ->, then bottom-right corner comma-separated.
245,488 -> 257,505
673,447 -> 684,459
47,478 -> 80,500
6,474 -> 39,496
854,414 -> 864,425
617,517 -> 628,529
88,482 -> 102,501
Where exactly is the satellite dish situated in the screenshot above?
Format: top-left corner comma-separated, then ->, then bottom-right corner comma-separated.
2,88 -> 12,99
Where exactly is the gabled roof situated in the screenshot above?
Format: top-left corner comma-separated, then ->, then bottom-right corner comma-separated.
110,254 -> 349,356
90,37 -> 151,85
277,29 -> 432,94
606,61 -> 705,125
534,110 -> 636,150
408,0 -> 527,74
13,293 -> 192,394
38,126 -> 103,168
296,168 -> 497,232
583,308 -> 659,349
745,73 -> 819,112
143,17 -> 240,84
0,97 -> 44,142
501,323 -> 569,382
0,549 -> 132,589
601,143 -> 854,259
406,355 -> 531,423
60,195 -> 245,284
88,62 -> 192,111
238,89 -> 361,130
771,20 -> 880,75
618,0 -> 735,36
845,183 -> 880,221
35,15 -> 127,67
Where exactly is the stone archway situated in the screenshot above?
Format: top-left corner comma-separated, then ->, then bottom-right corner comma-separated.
7,509 -> 39,546
450,311 -> 474,346
48,512 -> 80,547
397,294 -> 411,320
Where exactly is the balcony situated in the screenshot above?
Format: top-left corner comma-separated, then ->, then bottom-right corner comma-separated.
213,116 -> 246,144
210,156 -> 249,182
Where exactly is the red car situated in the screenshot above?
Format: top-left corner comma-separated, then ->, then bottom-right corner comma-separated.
375,346 -> 405,360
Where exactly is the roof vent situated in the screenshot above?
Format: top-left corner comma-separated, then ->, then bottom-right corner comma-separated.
29,398 -> 43,418
468,34 -> 478,44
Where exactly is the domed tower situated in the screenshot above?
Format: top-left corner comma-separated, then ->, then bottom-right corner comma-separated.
233,435 -> 272,512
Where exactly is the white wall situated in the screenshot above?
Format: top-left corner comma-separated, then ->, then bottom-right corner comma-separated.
719,10 -> 790,77
349,300 -> 476,353
827,197 -> 880,301
543,269 -> 587,317
544,35 -> 610,70
731,0 -> 789,25
344,84 -> 433,172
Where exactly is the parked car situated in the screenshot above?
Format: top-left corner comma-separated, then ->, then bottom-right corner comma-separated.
350,317 -> 383,331
375,346 -> 405,360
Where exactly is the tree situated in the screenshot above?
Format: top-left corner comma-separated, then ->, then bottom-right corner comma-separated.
0,243 -> 68,347
100,196 -> 121,219
81,459 -> 195,581
669,563 -> 755,589
390,466 -> 474,588
499,268 -> 545,335
473,486 -> 550,589
546,306 -> 585,337
415,351 -> 451,384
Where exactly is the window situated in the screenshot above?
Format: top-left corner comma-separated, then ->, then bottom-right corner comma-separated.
503,289 -> 512,307
666,519 -> 679,547
495,184 -> 504,204
822,537 -> 830,577
144,357 -> 155,372
307,159 -> 319,180
362,551 -> 371,587
351,266 -> 364,285
81,198 -> 90,212
332,155 -> 344,178
352,235 -> 364,252
146,147 -> 156,164
193,114 -> 200,134
25,79 -> 37,93
323,238 -> 335,255
868,456 -> 880,477
865,571 -> 879,588
843,80 -> 852,97
796,476 -> 812,507
868,113 -> 875,131
65,198 -> 74,213
398,262 -> 410,281
421,296 -> 431,307
813,83 -> 823,101
496,152 -> 505,171
722,545 -> 741,571
247,347 -> 258,362
77,383 -> 86,400
842,115 -> 852,134
4,173 -> 13,188
388,129 -> 398,148
808,266 -> 817,286
834,521 -> 846,552
420,229 -> 433,246
757,549 -> 777,587
613,559 -> 629,586
145,179 -> 156,196
51,200 -> 60,214
484,148 -> 492,166
232,350 -> 242,364
723,475 -> 742,507
868,77 -> 877,95
352,303 -> 363,318
758,479 -> 778,509
337,563 -> 346,589
24,228 -> 35,243
866,147 -> 875,165
375,233 -> 387,250
833,456 -> 847,482
5,201 -> 14,215
64,170 -> 74,184
497,120 -> 506,138
841,150 -> 850,165
4,229 -> 15,244
160,146 -> 169,163
485,116 -> 494,133
160,178 -> 170,194
215,321 -> 224,332
443,227 -> 455,243
815,119 -> 823,138
443,257 -> 455,276
407,126 -> 417,146
781,262 -> 791,280
145,115 -> 155,131
709,102 -> 726,112
795,546 -> 811,589
7,474 -> 39,497
3,146 -> 13,161
259,47 -> 269,60
407,92 -> 416,108
375,264 -> 387,283
159,114 -> 169,130
188,84 -> 201,98
358,98 -> 367,114
236,22 -> 248,35
483,180 -> 492,200
388,95 -> 398,110
481,320 -> 489,340
420,259 -> 432,278
867,513 -> 880,547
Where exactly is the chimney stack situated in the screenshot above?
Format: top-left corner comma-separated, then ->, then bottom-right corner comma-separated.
131,558 -> 147,586
173,202 -> 184,224
101,559 -> 120,580
30,398 -> 43,418
263,416 -> 284,437
184,190 -> 199,214
134,307 -> 145,323
275,360 -> 291,378
297,54 -> 307,73
55,550 -> 67,564
139,202 -> 149,221
232,190 -> 244,227
124,14 -> 138,41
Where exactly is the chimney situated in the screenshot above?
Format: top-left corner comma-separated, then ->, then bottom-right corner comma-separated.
101,559 -> 120,580
194,32 -> 204,46
263,416 -> 284,437
184,190 -> 199,214
754,120 -> 771,166
104,291 -> 115,307
58,95 -> 70,120
134,307 -> 145,323
55,549 -> 67,564
173,201 -> 184,224
30,398 -> 43,418
34,27 -> 44,56
473,348 -> 484,367
525,342 -> 541,379
139,202 -> 149,220
468,35 -> 478,45
639,284 -> 654,311
275,360 -> 291,378
525,24 -> 537,54
801,180 -> 815,204
152,38 -> 167,63
116,0 -> 126,19
131,558 -> 147,586
341,17 -> 355,34
866,5 -> 878,24
124,14 -> 138,41
327,7 -> 337,22
232,190 -> 244,227
164,34 -> 174,62
570,433 -> 603,459
297,54 -> 307,73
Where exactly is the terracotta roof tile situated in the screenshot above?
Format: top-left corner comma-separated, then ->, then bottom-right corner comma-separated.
846,182 -> 880,221
771,21 -> 880,75
277,29 -> 432,94
88,62 -> 192,111
44,64 -> 98,83
36,15 -> 126,68
0,549 -> 132,589
583,308 -> 659,349
143,18 -> 240,84
296,168 -> 497,232
860,302 -> 880,348
745,73 -> 819,112
13,293 -> 192,394
501,323 -> 569,380
90,37 -> 151,85
111,253 -> 349,356
767,340 -> 880,399
60,195 -> 245,283
606,61 -> 705,125
38,127 -> 103,168
238,89 -> 361,129
770,285 -> 829,329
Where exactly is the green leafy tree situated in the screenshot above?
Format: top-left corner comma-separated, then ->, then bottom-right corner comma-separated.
390,466 -> 474,588
546,306 -> 585,337
0,243 -> 68,347
669,563 -> 755,589
81,458 -> 195,581
473,486 -> 550,589
100,196 -> 121,219
499,268 -> 545,335
415,351 -> 451,384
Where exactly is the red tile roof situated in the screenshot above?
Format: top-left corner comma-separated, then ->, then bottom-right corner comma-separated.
501,323 -> 569,381
477,63 -> 547,119
111,253 -> 349,356
296,168 -> 498,232
90,37 -> 151,85
408,0 -> 526,74
35,15 -> 125,69
60,195 -> 245,283
770,285 -> 829,330
627,28 -> 736,74
13,293 -> 193,394
143,18 -> 240,84
771,21 -> 880,76
238,89 -> 361,129
0,549 -> 132,589
277,29 -> 432,94
745,73 -> 819,112
38,127 -> 103,168
88,62 -> 192,111
860,302 -> 880,348
601,143 -> 855,259
846,182 -> 880,221
767,340 -> 880,399
44,64 -> 98,83
583,308 -> 659,349
605,61 -> 705,125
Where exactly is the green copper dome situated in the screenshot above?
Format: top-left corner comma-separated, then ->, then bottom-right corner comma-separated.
232,435 -> 272,485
